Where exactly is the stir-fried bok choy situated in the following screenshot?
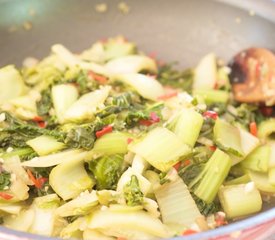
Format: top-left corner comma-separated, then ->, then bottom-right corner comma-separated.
0,36 -> 274,239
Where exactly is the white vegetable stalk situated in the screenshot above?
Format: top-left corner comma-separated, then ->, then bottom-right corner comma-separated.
52,44 -> 109,76
169,108 -> 203,147
129,127 -> 191,172
92,132 -> 130,155
26,135 -> 66,156
231,127 -> 260,166
193,53 -> 217,90
4,208 -> 35,232
22,149 -> 93,167
49,157 -> 95,200
56,191 -> 98,217
218,183 -> 262,219
63,86 -> 111,122
9,93 -> 38,112
112,73 -> 164,101
60,217 -> 87,239
0,203 -> 23,215
155,176 -> 201,228
3,156 -> 33,185
117,167 -> 151,196
52,44 -> 80,67
143,197 -> 160,218
106,55 -> 157,74
88,208 -> 172,238
29,194 -> 60,236
51,84 -> 79,123
9,177 -> 29,201
131,154 -> 149,174
248,170 -> 275,193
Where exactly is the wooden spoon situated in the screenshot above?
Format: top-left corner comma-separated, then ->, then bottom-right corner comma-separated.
229,48 -> 275,106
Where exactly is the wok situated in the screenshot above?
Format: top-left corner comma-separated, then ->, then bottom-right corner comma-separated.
0,0 -> 275,239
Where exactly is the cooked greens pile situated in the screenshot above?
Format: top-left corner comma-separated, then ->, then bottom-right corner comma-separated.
0,36 -> 274,239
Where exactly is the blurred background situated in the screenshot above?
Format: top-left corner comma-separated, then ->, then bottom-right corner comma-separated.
0,0 -> 275,68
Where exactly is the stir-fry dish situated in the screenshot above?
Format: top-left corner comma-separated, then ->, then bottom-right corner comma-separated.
0,36 -> 274,239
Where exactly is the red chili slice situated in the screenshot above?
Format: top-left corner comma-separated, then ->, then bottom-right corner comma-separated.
183,159 -> 191,167
37,121 -> 46,128
0,192 -> 13,200
96,125 -> 113,138
209,146 -> 217,151
139,112 -> 160,126
249,122 -> 258,137
139,119 -> 154,126
32,116 -> 46,128
157,91 -> 178,100
27,169 -> 47,189
33,116 -> 43,122
127,138 -> 133,144
182,229 -> 198,236
150,112 -> 160,122
203,111 -> 218,120
88,71 -> 108,84
173,162 -> 181,171
36,178 -> 48,188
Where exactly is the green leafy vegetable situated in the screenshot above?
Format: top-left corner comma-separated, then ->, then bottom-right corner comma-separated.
96,92 -> 137,119
0,112 -> 64,146
0,112 -> 106,150
64,68 -> 98,95
123,175 -> 144,206
0,123 -> 63,148
191,193 -> 220,216
125,103 -> 163,128
189,149 -> 232,203
213,118 -> 244,157
36,88 -> 53,117
125,110 -> 149,128
178,155 -> 222,215
0,172 -> 11,191
179,163 -> 205,186
1,147 -> 38,161
89,154 -> 124,190
112,92 -> 135,107
157,63 -> 194,92
226,103 -> 266,129
65,124 -> 98,150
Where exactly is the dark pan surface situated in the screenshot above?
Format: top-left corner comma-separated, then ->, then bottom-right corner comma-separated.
0,0 -> 275,68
